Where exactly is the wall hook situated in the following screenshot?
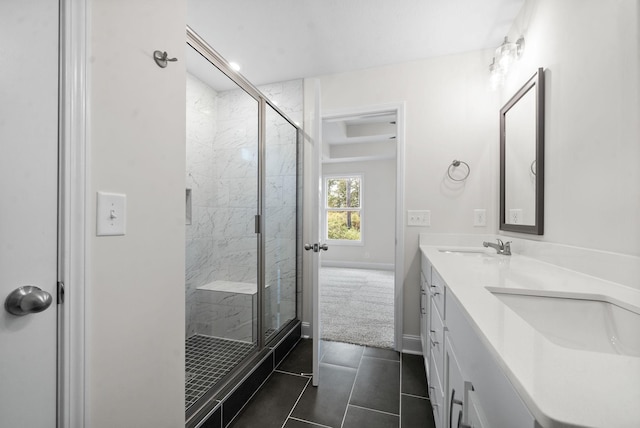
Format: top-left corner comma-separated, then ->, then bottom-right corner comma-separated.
153,50 -> 178,68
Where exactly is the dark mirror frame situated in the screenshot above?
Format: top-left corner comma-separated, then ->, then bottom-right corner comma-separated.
500,67 -> 545,235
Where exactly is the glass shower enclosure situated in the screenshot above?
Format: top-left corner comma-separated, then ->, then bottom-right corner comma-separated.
184,28 -> 301,421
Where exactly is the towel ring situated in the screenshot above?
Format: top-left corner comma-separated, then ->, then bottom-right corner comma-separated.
447,160 -> 470,181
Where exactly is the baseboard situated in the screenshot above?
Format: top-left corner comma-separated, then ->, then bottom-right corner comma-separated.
321,260 -> 394,271
301,321 -> 311,338
401,334 -> 423,355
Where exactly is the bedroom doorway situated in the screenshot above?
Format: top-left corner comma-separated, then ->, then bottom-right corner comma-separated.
318,107 -> 404,350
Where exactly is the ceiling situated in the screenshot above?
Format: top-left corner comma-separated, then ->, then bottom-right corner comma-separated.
187,0 -> 525,87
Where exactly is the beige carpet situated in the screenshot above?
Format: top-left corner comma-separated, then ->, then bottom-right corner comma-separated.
320,267 -> 395,349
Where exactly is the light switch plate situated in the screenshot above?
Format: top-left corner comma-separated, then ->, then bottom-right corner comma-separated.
408,210 -> 431,227
97,191 -> 126,236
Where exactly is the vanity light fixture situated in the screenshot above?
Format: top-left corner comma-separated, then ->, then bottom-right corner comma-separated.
489,36 -> 525,88
489,57 -> 505,90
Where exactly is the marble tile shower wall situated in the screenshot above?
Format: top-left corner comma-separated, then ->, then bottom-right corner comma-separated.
186,73 -> 218,337
185,76 -> 303,337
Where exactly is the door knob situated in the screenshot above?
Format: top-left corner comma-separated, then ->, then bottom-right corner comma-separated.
5,286 -> 53,316
304,243 -> 329,252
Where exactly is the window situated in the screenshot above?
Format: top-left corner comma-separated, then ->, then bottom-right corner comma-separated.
325,176 -> 362,242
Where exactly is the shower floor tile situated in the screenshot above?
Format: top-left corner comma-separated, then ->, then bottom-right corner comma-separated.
185,334 -> 256,410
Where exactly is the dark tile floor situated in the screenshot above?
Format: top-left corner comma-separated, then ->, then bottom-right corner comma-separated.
228,339 -> 436,428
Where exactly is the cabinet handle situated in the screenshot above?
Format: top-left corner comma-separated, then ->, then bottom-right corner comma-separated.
450,388 -> 465,428
458,410 -> 471,428
430,337 -> 439,346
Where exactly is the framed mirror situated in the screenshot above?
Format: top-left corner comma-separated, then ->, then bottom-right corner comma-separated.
500,67 -> 545,234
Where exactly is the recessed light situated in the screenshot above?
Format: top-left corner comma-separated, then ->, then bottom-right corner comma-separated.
229,62 -> 241,72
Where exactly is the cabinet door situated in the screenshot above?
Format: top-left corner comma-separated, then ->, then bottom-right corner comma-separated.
446,336 -> 465,428
430,299 -> 445,379
429,348 -> 445,428
467,390 -> 489,428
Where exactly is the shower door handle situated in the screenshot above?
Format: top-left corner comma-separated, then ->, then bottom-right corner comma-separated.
304,243 -> 328,252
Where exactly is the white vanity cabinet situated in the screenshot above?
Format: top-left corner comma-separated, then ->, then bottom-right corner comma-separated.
421,260 -> 447,428
421,254 -> 536,428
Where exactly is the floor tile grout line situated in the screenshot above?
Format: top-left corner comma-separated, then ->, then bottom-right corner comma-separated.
361,354 -> 401,363
286,416 -> 333,428
274,368 -> 312,378
402,391 -> 430,400
347,403 -> 400,417
280,376 -> 312,428
340,347 -> 365,428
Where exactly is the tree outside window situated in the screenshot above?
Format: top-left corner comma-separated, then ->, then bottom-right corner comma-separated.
325,176 -> 361,241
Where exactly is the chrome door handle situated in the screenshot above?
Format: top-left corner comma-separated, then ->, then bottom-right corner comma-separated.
304,243 -> 329,252
5,286 -> 53,316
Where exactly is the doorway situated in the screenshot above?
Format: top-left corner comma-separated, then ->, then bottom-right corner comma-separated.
318,107 -> 404,350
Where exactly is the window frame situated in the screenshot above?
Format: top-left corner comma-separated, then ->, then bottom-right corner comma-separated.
323,174 -> 364,245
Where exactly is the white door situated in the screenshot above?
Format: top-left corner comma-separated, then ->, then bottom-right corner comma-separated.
0,1 -> 60,426
307,81 -> 325,386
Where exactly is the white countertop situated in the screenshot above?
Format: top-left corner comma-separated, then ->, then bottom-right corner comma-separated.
420,244 -> 640,428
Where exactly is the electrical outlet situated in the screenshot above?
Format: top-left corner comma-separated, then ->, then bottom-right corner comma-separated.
473,209 -> 486,227
408,210 -> 431,226
509,208 -> 523,224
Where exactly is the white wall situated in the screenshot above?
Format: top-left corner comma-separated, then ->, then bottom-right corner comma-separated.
305,0 -> 640,342
88,1 -> 186,426
307,50 -> 499,339
322,159 -> 396,266
499,0 -> 640,255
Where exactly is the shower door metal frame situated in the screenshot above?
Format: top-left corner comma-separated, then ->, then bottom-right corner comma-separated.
185,24 -> 303,417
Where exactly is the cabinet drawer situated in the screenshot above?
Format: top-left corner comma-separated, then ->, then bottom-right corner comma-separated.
429,347 -> 444,428
429,299 -> 445,382
420,273 -> 428,359
430,268 -> 445,318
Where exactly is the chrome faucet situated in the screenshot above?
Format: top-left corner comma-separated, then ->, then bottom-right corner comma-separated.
483,239 -> 512,255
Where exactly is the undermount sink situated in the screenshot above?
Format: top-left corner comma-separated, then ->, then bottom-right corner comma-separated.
489,288 -> 640,357
438,248 -> 494,256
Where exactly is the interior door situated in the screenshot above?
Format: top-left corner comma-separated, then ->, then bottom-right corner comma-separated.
308,80 -> 325,386
0,1 -> 60,426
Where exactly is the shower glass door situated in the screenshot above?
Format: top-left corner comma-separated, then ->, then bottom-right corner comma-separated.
263,104 -> 300,341
185,45 -> 259,411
